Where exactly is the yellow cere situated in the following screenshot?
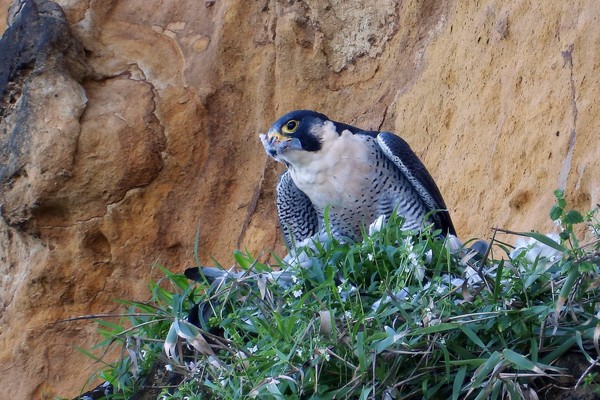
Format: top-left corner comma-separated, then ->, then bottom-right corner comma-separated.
268,131 -> 290,142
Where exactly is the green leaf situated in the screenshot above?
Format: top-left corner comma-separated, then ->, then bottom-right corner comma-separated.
502,349 -> 545,374
438,341 -> 451,379
540,337 -> 577,364
562,210 -> 584,224
492,260 -> 504,303
524,260 -> 555,289
75,346 -> 105,363
549,205 -> 563,221
503,380 -> 521,400
517,231 -> 567,252
452,365 -> 467,400
556,263 -> 579,313
95,319 -> 126,333
470,351 -> 503,388
554,189 -> 566,208
459,325 -> 488,352
359,386 -> 374,400
77,191 -> 600,399
233,250 -> 254,270
489,378 -> 503,400
355,331 -> 368,372
410,322 -> 461,335
450,358 -> 486,368
174,319 -> 200,339
374,326 -> 407,353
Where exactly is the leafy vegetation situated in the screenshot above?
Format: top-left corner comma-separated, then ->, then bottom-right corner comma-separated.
77,190 -> 600,399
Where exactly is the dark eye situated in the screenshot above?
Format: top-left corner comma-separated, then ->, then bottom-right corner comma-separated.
282,119 -> 299,134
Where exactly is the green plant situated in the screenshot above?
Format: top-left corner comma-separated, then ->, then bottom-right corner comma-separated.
79,192 -> 600,399
74,266 -> 194,399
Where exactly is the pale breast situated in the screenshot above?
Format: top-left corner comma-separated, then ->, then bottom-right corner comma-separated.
288,132 -> 428,241
289,131 -> 375,210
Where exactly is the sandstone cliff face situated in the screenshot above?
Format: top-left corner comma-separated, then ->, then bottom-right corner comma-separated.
0,0 -> 597,398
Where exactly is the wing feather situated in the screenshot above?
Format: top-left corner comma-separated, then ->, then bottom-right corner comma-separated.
375,132 -> 456,236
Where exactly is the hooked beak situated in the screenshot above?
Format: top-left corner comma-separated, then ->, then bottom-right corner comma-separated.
260,130 -> 302,161
267,131 -> 288,143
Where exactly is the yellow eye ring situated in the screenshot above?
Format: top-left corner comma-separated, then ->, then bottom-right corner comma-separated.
281,119 -> 299,134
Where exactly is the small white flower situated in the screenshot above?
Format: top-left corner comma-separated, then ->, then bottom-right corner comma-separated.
424,249 -> 433,264
367,253 -> 374,261
185,361 -> 196,371
293,289 -> 303,298
465,266 -> 482,284
414,265 -> 425,281
296,348 -> 303,357
451,277 -> 465,287
249,345 -> 258,353
369,215 -> 386,235
425,309 -> 437,321
408,252 -> 419,265
395,288 -> 410,300
165,364 -> 173,372
407,252 -> 424,280
291,275 -> 298,283
434,284 -> 447,294
371,298 -> 382,310
344,310 -> 352,319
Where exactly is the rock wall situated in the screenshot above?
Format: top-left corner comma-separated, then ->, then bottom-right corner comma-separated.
0,0 -> 598,398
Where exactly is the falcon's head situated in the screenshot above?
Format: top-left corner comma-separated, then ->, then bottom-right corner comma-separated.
260,110 -> 363,166
260,110 -> 328,164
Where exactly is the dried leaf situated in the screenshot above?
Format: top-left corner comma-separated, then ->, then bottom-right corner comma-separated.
164,322 -> 180,361
257,273 -> 267,300
319,310 -> 333,336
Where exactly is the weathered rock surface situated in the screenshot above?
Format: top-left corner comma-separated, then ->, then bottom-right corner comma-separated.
0,0 -> 598,398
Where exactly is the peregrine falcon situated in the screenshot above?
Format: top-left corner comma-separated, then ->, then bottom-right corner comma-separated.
260,110 -> 456,247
